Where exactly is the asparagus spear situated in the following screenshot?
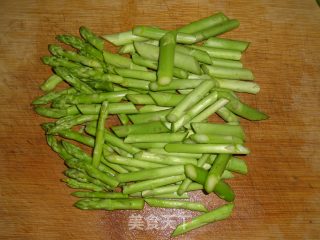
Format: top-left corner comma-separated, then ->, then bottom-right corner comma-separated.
111,121 -> 169,137
171,203 -> 234,236
165,143 -> 250,154
92,101 -> 109,167
102,30 -> 147,46
157,31 -> 177,85
124,132 -> 187,143
40,74 -> 63,92
75,198 -> 145,210
79,26 -> 104,51
72,191 -> 129,198
145,198 -> 208,212
204,37 -> 250,52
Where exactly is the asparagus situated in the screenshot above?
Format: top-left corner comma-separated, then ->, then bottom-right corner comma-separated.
217,91 -> 268,120
133,26 -> 197,44
79,26 -> 104,51
172,92 -> 218,131
165,143 -> 250,154
157,31 -> 177,85
215,78 -> 260,94
205,154 -> 231,193
114,68 -> 157,81
191,122 -> 245,139
145,198 -> 208,212
32,88 -> 77,105
142,182 -> 203,197
116,165 -> 185,182
134,151 -> 197,166
175,45 -> 212,64
134,42 -> 201,74
72,191 -> 129,199
202,65 -> 254,81
178,12 -> 228,34
149,92 -> 184,107
138,105 -> 170,113
194,19 -> 240,42
227,157 -> 248,174
57,91 -> 126,104
75,198 -> 145,210
204,37 -> 250,52
63,178 -> 104,192
106,154 -> 166,169
124,132 -> 187,143
166,80 -> 215,122
151,192 -> 189,199
216,106 -> 239,123
189,45 -> 242,60
126,94 -> 155,105
42,56 -> 81,68
171,203 -> 234,236
131,142 -> 167,149
122,175 -> 185,194
77,103 -> 138,115
111,121 -> 169,137
92,101 -> 109,167
40,74 -> 63,92
147,148 -> 202,159
190,133 -> 244,144
118,43 -> 135,54
102,30 -> 147,46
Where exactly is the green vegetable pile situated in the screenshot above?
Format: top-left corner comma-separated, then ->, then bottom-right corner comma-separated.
32,12 -> 267,236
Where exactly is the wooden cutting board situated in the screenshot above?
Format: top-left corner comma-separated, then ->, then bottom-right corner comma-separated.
0,0 -> 319,239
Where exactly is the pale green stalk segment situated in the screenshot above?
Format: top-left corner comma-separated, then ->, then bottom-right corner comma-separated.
114,68 -> 157,81
106,154 -> 166,169
72,191 -> 129,199
145,198 -> 208,212
75,198 -> 145,210
128,109 -> 170,124
215,78 -> 260,94
103,51 -> 147,71
40,74 -> 63,92
167,80 -> 215,123
216,106 -> 239,123
79,26 -> 105,51
126,94 -> 155,105
189,45 -> 242,60
191,122 -> 245,139
178,12 -> 229,34
102,30 -> 148,46
77,103 -> 138,115
204,37 -> 250,52
157,31 -> 177,85
171,203 -> 234,237
124,132 -> 187,144
92,101 -> 109,167
202,64 -> 254,80
190,133 -> 244,144
165,143 -> 250,154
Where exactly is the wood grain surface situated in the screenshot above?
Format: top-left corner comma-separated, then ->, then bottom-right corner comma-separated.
0,0 -> 319,239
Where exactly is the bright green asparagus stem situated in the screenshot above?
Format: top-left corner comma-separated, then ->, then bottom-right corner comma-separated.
205,153 -> 231,193
227,157 -> 248,174
92,101 -> 109,168
142,182 -> 202,197
114,68 -> 157,81
101,30 -> 147,46
122,175 -> 185,194
217,91 -> 269,120
131,53 -> 189,79
216,106 -> 239,123
189,45 -> 242,60
72,191 -> 129,198
134,42 -> 201,74
138,105 -> 170,113
32,88 -> 77,105
124,132 -> 187,143
133,26 -> 197,44
194,19 -> 240,42
215,78 -> 260,94
103,51 -> 147,71
34,106 -> 72,118
171,203 -> 234,237
79,26 -> 104,51
87,81 -> 114,92
172,92 -> 218,131
165,143 -> 250,154
128,109 -> 170,124
190,134 -> 244,144
58,129 -> 95,147
85,126 -> 140,155
147,148 -> 202,159
202,65 -> 254,80
149,92 -> 184,107
167,80 -> 215,122
56,34 -> 85,50
117,165 -> 185,183
75,198 -> 145,210
118,114 -> 130,125
54,67 -> 95,94
111,121 -> 169,138
62,178 -> 104,192
204,37 -> 250,52
175,45 -> 212,64
126,94 -> 155,105
178,12 -> 228,34
57,91 -> 126,104
157,31 -> 177,85
188,98 -> 229,124
49,44 -> 103,68
40,74 -> 63,92
152,192 -> 189,199
145,198 -> 208,212
42,56 -> 81,68
118,43 -> 135,54
211,58 -> 243,68
149,77 -> 204,91
47,115 -> 98,134
106,154 -> 166,169
135,151 -> 197,166
131,142 -> 167,149
191,122 -> 245,139
77,103 -> 138,115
